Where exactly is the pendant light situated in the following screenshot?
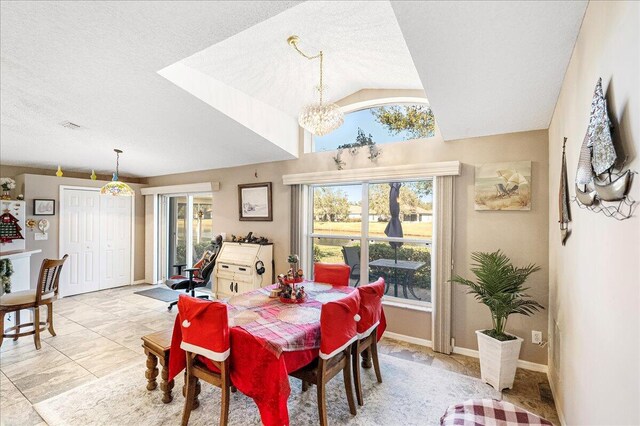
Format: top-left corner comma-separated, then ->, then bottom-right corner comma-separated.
288,35 -> 344,136
100,149 -> 134,196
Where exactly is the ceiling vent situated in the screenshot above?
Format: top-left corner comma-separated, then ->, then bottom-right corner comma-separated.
59,121 -> 81,130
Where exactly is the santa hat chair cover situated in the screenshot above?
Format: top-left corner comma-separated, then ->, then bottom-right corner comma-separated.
177,294 -> 230,362
319,290 -> 361,359
356,278 -> 385,339
314,263 -> 351,286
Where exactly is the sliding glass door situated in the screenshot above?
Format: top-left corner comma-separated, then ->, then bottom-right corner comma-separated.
158,193 -> 213,281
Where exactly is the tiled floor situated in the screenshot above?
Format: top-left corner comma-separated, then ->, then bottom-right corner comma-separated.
0,284 -> 558,425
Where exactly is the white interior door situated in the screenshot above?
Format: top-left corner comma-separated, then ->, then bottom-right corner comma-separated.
100,195 -> 132,289
60,189 -> 101,296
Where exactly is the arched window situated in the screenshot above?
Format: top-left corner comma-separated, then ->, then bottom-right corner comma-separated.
312,101 -> 436,153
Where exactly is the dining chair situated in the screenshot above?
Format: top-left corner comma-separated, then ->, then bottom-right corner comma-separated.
314,262 -> 351,286
0,255 -> 68,350
178,295 -> 232,426
290,290 -> 360,426
341,246 -> 361,286
352,278 -> 385,406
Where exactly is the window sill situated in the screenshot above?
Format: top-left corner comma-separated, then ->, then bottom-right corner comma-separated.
382,299 -> 432,313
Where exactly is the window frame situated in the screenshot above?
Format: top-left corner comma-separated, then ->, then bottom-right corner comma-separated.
307,96 -> 433,153
306,178 -> 434,307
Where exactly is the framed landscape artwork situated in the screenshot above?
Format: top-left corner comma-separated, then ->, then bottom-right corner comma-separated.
475,161 -> 532,211
33,199 -> 55,215
238,182 -> 272,221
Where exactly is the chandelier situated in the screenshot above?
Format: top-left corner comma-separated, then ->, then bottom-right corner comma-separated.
100,149 -> 134,196
288,35 -> 344,136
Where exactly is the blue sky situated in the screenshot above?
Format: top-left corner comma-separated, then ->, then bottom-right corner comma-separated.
314,107 -> 413,151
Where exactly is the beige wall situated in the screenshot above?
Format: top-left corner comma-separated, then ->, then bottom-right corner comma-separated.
547,1 -> 639,424
146,128 -> 549,364
11,174 -> 146,283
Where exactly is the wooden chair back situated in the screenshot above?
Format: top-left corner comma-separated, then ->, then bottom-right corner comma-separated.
35,255 -> 68,304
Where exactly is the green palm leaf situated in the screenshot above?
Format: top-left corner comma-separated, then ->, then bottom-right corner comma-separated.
449,250 -> 544,339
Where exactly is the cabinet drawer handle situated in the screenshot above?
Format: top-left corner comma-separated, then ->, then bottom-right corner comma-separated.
229,282 -> 233,292
222,265 -> 229,269
239,267 -> 247,271
234,282 -> 238,293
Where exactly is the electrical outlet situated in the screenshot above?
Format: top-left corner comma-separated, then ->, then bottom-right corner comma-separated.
532,330 -> 543,344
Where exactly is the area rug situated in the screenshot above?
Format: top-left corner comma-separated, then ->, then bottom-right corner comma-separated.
134,287 -> 181,302
34,354 -> 499,425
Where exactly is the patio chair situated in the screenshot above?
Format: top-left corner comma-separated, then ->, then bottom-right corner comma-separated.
341,246 -> 360,286
495,183 -> 510,197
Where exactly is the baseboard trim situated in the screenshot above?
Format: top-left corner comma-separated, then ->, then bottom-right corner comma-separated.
132,280 -> 146,285
382,331 -> 432,348
452,345 -> 548,373
383,331 -> 548,373
547,369 -> 566,426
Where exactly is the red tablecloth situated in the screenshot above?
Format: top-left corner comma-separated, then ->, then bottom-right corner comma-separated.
169,282 -> 386,426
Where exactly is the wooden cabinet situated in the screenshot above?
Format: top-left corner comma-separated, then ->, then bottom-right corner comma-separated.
214,242 -> 273,299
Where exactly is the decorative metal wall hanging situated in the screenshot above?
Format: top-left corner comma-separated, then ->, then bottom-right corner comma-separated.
573,78 -> 636,220
559,138 -> 571,245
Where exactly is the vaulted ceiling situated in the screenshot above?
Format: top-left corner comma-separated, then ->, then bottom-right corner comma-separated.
0,1 -> 587,177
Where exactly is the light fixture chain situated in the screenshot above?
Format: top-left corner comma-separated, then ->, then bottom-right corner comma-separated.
319,51 -> 323,105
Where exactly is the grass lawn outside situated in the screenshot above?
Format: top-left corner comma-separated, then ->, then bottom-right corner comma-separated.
313,221 -> 433,239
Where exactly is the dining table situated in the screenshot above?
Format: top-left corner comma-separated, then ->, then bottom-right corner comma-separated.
169,281 -> 386,426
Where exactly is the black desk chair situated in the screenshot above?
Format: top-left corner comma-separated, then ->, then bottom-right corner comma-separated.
165,245 -> 220,311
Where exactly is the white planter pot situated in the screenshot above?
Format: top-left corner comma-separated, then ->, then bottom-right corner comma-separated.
475,330 -> 523,391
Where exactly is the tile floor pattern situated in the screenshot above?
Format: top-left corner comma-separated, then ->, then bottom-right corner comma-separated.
0,284 -> 559,425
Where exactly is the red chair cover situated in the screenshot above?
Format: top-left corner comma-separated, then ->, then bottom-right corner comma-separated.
319,290 -> 360,359
357,278 -> 385,338
177,294 -> 230,361
314,262 -> 351,286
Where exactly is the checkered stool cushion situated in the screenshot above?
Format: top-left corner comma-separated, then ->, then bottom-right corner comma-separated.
441,399 -> 552,425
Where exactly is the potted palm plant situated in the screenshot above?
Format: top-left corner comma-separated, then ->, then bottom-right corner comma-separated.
450,250 -> 544,391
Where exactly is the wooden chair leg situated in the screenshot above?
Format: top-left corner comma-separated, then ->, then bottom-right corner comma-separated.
219,359 -> 230,426
181,368 -> 197,426
301,379 -> 309,392
316,380 -> 328,426
343,348 -> 357,415
0,311 -> 5,347
13,310 -> 20,341
371,338 -> 382,383
33,307 -> 41,350
352,343 -> 363,406
47,304 -> 56,336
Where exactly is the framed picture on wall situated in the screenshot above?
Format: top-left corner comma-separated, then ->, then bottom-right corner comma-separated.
238,182 -> 272,221
33,199 -> 56,215
474,161 -> 532,211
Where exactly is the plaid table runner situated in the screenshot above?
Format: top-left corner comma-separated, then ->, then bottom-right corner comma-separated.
226,281 -> 354,357
441,399 -> 552,426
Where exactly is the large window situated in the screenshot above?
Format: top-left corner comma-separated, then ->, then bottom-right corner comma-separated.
308,179 -> 433,304
313,103 -> 436,152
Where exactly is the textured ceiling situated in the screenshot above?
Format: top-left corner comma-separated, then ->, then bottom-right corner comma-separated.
1,1 -> 588,176
392,0 -> 588,140
173,1 -> 422,117
0,1 -> 300,177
